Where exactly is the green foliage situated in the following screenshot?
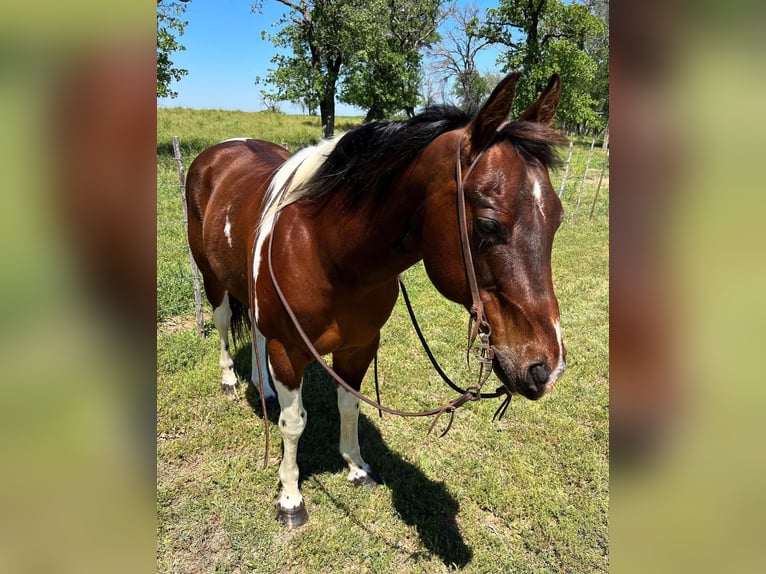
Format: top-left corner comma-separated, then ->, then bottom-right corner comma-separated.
256,0 -> 442,130
340,0 -> 442,120
484,0 -> 608,131
254,0 -> 368,135
450,68 -> 490,113
584,0 -> 609,121
157,0 -> 190,99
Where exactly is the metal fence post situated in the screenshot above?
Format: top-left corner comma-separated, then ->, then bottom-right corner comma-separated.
571,138 -> 596,224
172,136 -> 206,338
558,141 -> 574,199
589,162 -> 608,220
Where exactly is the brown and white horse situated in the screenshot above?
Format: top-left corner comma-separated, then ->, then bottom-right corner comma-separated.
186,72 -> 567,528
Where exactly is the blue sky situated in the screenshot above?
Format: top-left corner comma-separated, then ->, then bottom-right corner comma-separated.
157,0 -> 505,115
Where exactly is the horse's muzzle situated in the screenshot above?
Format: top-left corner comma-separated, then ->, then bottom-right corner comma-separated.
493,351 -> 565,400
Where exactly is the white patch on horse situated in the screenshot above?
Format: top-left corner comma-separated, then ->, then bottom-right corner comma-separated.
251,136 -> 344,323
273,368 -> 306,511
212,292 -> 237,389
337,386 -> 372,482
531,177 -> 546,222
543,319 -> 566,396
224,206 -> 233,248
251,322 -> 275,400
219,137 -> 249,143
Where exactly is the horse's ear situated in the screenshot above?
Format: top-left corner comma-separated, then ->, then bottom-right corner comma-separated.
468,72 -> 521,152
518,74 -> 561,125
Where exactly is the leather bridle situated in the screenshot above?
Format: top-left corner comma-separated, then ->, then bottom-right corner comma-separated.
252,125 -> 514,467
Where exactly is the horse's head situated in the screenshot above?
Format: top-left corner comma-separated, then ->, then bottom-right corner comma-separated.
420,73 -> 567,400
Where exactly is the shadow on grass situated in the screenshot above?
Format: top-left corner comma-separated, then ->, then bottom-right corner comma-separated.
236,352 -> 472,567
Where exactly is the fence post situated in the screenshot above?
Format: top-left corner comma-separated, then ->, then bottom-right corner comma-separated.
558,141 -> 574,199
172,136 -> 206,338
570,138 -> 596,224
589,161 -> 608,220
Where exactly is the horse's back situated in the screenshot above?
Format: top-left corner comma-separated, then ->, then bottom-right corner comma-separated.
186,139 -> 290,224
186,139 -> 291,305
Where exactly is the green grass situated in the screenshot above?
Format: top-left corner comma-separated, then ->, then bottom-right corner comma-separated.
157,108 -> 608,572
157,107 -> 364,159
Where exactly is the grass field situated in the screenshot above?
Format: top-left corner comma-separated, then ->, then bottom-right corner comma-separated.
157,108 -> 609,573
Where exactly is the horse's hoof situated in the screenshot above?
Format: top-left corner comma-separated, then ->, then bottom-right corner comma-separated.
276,501 -> 308,529
351,468 -> 384,489
221,383 -> 238,400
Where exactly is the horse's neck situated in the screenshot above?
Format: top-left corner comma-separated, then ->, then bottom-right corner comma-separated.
308,182 -> 428,286
304,132 -> 459,287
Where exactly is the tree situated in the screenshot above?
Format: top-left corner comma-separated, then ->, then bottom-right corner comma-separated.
483,0 -> 607,131
254,0 -> 372,137
584,0 -> 609,128
255,0 -> 445,133
157,0 -> 191,99
427,2 -> 492,114
340,0 -> 443,121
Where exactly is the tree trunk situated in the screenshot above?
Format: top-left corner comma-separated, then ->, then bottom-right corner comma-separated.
320,96 -> 335,138
321,57 -> 342,138
364,106 -> 386,123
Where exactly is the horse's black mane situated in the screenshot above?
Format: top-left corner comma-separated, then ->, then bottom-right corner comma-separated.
298,105 -> 563,203
297,106 -> 469,202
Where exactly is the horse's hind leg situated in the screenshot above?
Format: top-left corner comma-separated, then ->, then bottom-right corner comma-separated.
211,291 -> 239,399
250,318 -> 277,408
333,337 -> 384,488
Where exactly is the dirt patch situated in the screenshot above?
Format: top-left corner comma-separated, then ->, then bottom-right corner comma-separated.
159,314 -> 203,335
158,429 -> 186,442
172,513 -> 238,573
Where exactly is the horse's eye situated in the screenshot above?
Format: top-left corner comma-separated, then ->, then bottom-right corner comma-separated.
476,217 -> 500,236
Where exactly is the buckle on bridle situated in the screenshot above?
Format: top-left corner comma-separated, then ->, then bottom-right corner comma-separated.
466,311 -> 495,397
473,327 -> 514,422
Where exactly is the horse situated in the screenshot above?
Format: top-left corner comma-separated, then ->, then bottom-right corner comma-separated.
185,72 -> 567,528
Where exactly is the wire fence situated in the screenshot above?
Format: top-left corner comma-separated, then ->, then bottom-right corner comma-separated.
557,139 -> 610,223
157,134 -> 609,332
157,136 -> 206,332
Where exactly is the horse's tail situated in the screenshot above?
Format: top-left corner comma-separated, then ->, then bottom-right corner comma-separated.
228,294 -> 251,349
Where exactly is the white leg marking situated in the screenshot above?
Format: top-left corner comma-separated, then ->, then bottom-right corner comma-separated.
212,292 -> 237,388
337,386 -> 371,482
251,326 -> 275,400
274,370 -> 306,510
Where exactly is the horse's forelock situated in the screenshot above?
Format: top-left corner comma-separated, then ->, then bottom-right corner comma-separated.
499,121 -> 568,169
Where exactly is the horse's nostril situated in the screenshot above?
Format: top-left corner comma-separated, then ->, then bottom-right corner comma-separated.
529,363 -> 550,387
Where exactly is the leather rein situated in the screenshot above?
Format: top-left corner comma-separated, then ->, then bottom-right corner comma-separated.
253,126 -> 514,467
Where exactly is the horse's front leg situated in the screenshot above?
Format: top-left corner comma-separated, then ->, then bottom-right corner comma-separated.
333,336 -> 384,489
269,341 -> 308,528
